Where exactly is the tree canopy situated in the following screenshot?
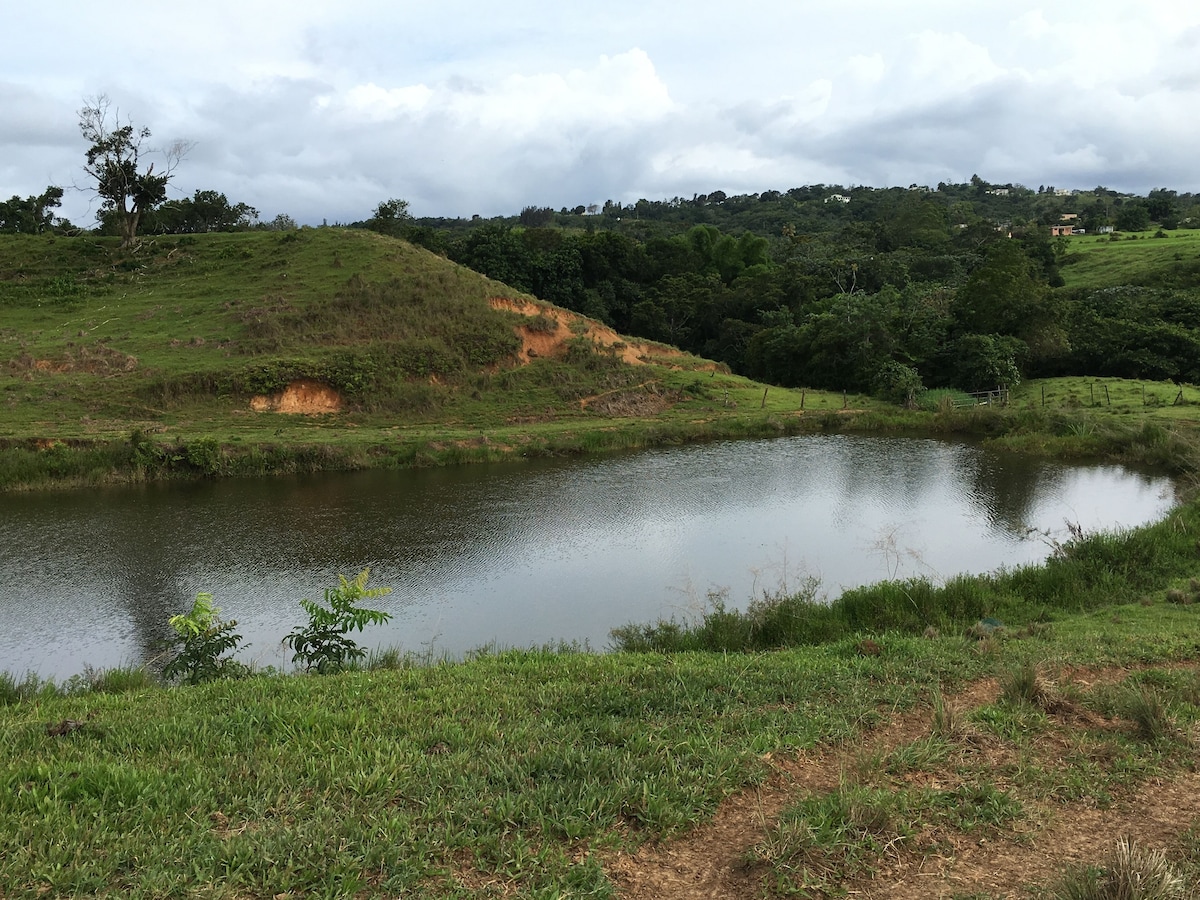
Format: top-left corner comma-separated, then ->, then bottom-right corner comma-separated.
132,190 -> 258,235
79,95 -> 191,246
0,186 -> 64,234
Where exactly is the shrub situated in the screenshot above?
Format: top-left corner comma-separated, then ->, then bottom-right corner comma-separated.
283,569 -> 392,673
873,360 -> 924,406
163,593 -> 245,685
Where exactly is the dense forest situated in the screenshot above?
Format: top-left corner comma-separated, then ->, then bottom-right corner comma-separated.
396,181 -> 1200,399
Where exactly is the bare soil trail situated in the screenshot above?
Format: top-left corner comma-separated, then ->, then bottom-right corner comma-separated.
607,667 -> 1200,899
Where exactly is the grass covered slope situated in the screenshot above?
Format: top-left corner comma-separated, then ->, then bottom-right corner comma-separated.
1,228 -> 658,428
0,230 -> 861,488
1058,229 -> 1200,290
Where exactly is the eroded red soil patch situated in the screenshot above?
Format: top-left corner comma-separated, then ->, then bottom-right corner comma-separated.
490,296 -> 705,369
250,378 -> 343,414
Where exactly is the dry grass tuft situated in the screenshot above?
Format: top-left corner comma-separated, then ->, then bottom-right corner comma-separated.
1053,835 -> 1187,900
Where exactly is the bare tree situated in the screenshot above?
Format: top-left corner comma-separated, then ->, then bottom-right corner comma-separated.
78,95 -> 192,246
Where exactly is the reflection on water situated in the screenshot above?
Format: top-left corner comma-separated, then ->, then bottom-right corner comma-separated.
0,434 -> 1176,678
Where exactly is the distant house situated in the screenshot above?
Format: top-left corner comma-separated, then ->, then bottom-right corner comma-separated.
986,188 -> 1010,196
1050,224 -> 1074,236
1054,188 -> 1075,197
1097,224 -> 1115,234
824,193 -> 851,204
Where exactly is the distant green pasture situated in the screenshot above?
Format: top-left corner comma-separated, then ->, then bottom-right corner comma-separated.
1057,228 -> 1200,289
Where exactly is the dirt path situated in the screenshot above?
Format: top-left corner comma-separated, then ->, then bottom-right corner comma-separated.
607,669 -> 1200,899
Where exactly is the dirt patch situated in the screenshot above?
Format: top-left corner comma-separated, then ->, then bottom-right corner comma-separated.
581,382 -> 679,416
848,778 -> 1200,899
490,296 -> 706,369
607,668 -> 1200,899
10,346 -> 138,376
250,379 -> 343,414
607,681 -> 1000,900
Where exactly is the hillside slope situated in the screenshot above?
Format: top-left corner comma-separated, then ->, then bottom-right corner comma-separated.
0,230 -> 856,487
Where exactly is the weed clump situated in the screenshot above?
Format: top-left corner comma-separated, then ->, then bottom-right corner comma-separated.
0,671 -> 49,706
1123,685 -> 1182,744
931,685 -> 965,738
1052,836 -> 1186,900
609,580 -> 838,652
1000,659 -> 1059,710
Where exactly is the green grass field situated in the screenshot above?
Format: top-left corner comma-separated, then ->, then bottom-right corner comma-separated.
1057,228 -> 1200,289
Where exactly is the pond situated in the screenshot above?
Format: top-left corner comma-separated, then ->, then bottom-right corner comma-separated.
0,433 -> 1177,679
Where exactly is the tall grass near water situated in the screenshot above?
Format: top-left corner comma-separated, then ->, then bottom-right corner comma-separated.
611,494 -> 1200,653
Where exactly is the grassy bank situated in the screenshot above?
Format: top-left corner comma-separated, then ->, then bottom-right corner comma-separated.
1,229 -> 887,490
5,379 -> 1200,491
612,494 -> 1200,653
3,598 -> 1200,897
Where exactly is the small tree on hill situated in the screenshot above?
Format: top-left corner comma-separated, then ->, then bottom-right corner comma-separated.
78,95 -> 191,246
365,198 -> 411,237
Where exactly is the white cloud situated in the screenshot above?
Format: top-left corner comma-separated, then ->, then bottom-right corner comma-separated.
319,49 -> 670,137
846,54 -> 886,86
333,84 -> 436,120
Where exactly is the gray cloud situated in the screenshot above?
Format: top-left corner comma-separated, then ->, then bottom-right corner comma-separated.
4,2 -> 1199,227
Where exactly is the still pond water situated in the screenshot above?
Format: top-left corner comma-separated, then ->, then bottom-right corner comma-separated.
0,434 -> 1177,679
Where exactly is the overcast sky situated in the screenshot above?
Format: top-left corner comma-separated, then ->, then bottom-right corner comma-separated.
4,1 -> 1199,226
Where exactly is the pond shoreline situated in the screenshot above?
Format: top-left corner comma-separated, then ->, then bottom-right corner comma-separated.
3,404 -> 1198,494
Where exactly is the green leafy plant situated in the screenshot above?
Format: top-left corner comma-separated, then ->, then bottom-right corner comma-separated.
163,593 -> 245,685
283,570 -> 393,673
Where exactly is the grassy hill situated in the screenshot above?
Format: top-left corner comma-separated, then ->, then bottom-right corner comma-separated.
1057,228 -> 1200,289
0,229 -> 863,488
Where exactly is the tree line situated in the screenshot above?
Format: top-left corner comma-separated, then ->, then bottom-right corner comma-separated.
2,97 -> 290,242
360,189 -> 1199,399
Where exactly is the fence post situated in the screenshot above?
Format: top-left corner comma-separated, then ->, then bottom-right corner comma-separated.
760,387 -> 768,409
1041,385 -> 1045,407
801,390 -> 805,410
